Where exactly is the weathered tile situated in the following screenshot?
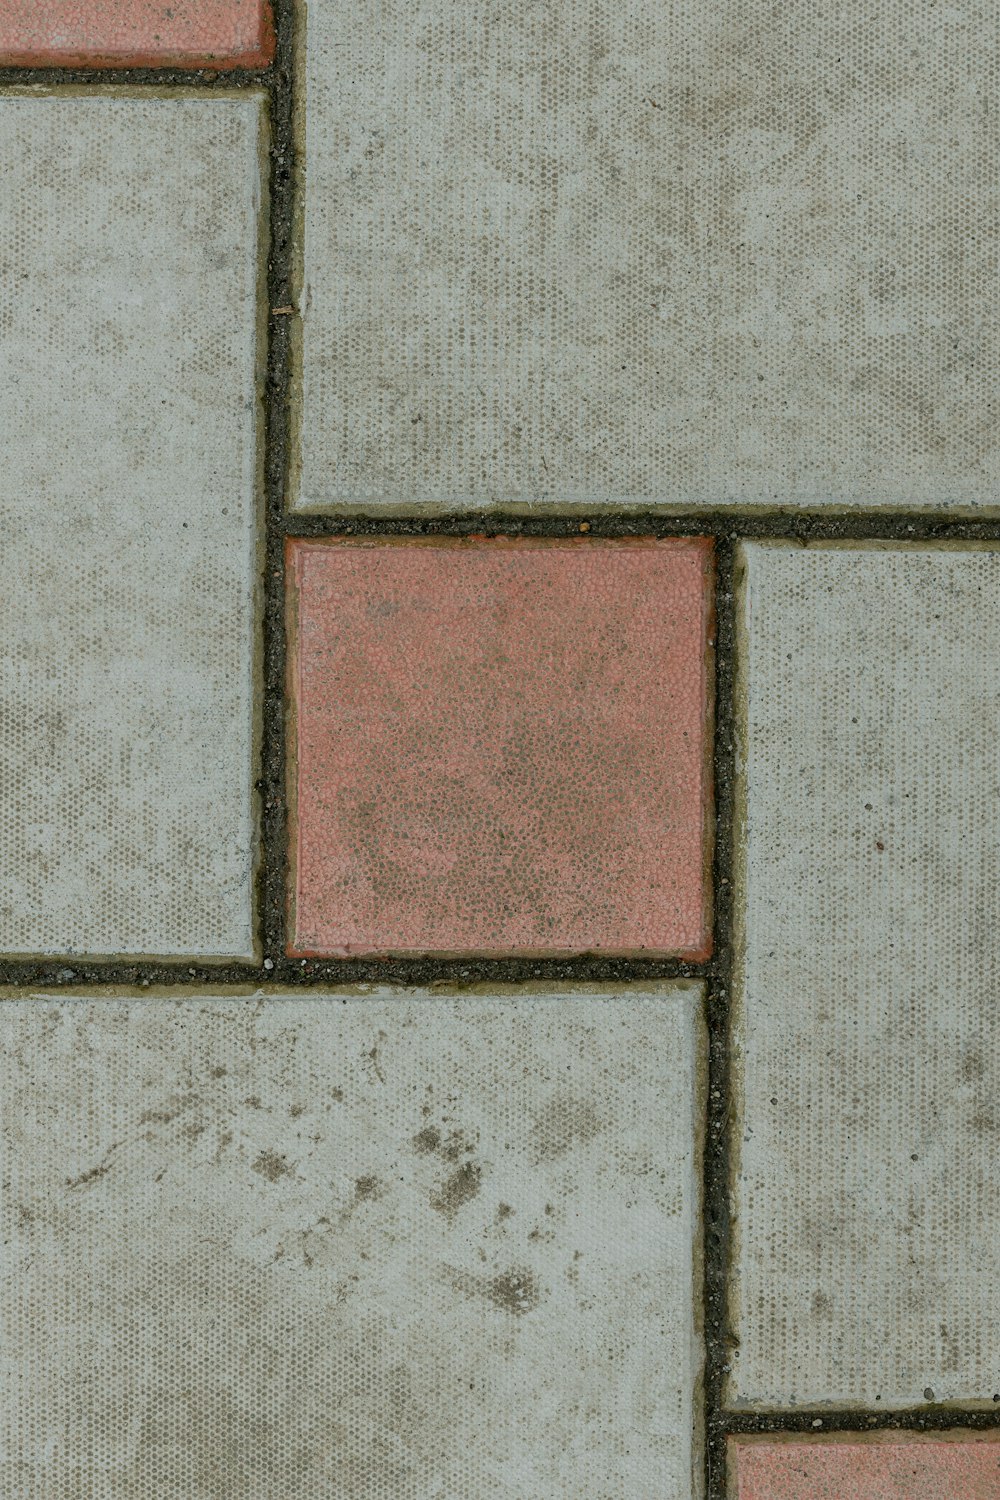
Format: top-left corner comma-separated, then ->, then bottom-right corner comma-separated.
729,1434 -> 1000,1499
288,537 -> 713,958
0,95 -> 264,958
294,0 -> 999,511
0,1 -> 274,67
731,543 -> 1000,1406
0,985 -> 704,1499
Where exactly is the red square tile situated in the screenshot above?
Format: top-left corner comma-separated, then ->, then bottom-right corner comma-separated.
287,537 -> 714,958
730,1435 -> 1000,1500
0,1 -> 275,68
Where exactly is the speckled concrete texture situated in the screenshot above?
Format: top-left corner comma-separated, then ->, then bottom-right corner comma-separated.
0,95 -> 264,959
0,985 -> 705,1499
730,543 -> 1000,1407
287,537 -> 714,958
729,1433 -> 1000,1499
0,1 -> 275,67
294,0 -> 1000,511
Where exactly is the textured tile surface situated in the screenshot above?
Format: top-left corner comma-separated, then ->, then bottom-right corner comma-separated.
0,1 -> 274,66
731,543 -> 1000,1406
0,986 -> 704,1500
288,538 -> 713,957
0,96 -> 263,958
730,1434 -> 1000,1499
295,0 -> 1000,510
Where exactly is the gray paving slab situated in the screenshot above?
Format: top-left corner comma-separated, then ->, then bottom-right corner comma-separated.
0,93 -> 265,958
0,985 -> 705,1498
294,0 -> 1000,511
730,542 -> 1000,1408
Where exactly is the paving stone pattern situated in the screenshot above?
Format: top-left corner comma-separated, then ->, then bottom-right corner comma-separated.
295,0 -> 1000,510
730,1434 -> 1000,1499
732,543 -> 1000,1407
288,537 -> 713,958
0,1 -> 275,67
1,5 -> 999,1500
0,94 -> 263,959
0,986 -> 704,1499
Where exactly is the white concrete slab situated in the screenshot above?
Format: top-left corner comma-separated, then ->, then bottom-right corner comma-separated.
295,0 -> 1000,511
0,986 -> 704,1498
731,543 -> 1000,1407
0,93 -> 265,957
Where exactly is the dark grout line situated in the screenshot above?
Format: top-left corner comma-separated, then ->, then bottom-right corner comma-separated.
703,539 -> 738,1500
0,67 -> 271,88
259,0 -> 295,968
725,1408 -> 1000,1433
283,509 -> 1000,540
0,955 -> 708,990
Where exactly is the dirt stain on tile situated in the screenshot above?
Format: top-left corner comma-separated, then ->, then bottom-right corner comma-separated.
412,1124 -> 441,1154
430,1161 -> 482,1220
532,1095 -> 602,1159
961,1048 -> 985,1083
445,1264 -> 542,1316
139,1093 -> 197,1126
252,1149 -> 293,1184
66,1161 -> 113,1190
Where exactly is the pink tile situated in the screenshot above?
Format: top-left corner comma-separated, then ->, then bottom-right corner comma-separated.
0,1 -> 274,68
731,1435 -> 1000,1500
287,537 -> 714,958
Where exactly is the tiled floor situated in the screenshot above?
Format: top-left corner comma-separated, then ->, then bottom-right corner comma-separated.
0,1 -> 275,67
732,544 -> 1000,1410
2,987 -> 703,1497
0,93 -> 262,959
294,0 -> 1000,510
287,536 -> 713,958
730,1435 -> 1000,1500
0,3 -> 998,1499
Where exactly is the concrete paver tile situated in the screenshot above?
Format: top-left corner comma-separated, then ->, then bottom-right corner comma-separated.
295,0 -> 1000,510
729,1433 -> 1000,1499
730,542 -> 1000,1407
287,537 -> 714,958
0,1 -> 274,68
0,985 -> 705,1499
0,94 -> 264,958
